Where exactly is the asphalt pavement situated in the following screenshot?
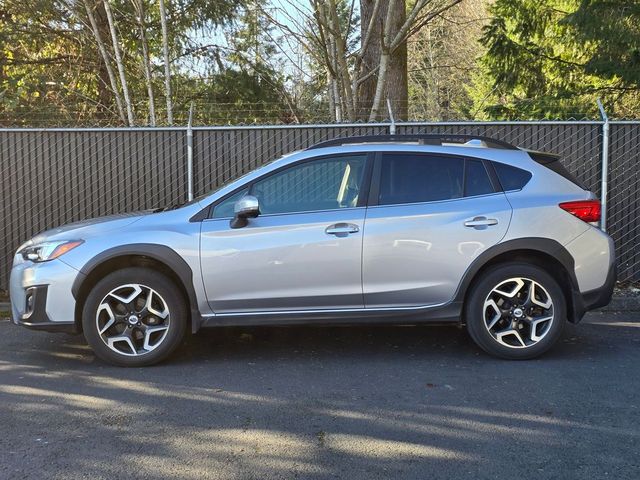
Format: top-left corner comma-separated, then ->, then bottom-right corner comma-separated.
0,312 -> 638,480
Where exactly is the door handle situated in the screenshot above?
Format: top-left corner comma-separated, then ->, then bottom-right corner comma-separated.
325,223 -> 360,235
464,216 -> 498,228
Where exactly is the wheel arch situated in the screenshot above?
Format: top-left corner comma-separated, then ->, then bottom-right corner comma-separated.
71,244 -> 201,333
455,238 -> 584,324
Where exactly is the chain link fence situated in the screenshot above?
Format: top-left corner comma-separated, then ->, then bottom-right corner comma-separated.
1,121 -> 638,291
608,122 -> 640,284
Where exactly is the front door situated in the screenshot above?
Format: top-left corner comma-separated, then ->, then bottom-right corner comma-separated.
200,154 -> 369,313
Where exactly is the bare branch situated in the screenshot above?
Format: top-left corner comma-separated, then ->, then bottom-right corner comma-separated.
80,0 -> 126,123
131,0 -> 156,125
103,0 -> 135,125
159,0 -> 174,124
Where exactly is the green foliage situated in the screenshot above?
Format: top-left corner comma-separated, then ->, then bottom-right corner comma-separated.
565,0 -> 640,85
188,1 -> 292,124
471,0 -> 640,119
2,0 -> 639,124
0,0 -> 290,126
0,2 -> 95,124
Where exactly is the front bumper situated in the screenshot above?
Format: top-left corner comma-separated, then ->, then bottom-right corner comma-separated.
9,256 -> 82,333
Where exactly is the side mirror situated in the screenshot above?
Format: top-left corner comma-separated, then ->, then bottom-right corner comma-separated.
230,195 -> 260,229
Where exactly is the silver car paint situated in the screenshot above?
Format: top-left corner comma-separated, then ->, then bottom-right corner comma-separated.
10,256 -> 79,323
26,207 -> 209,316
362,192 -> 512,308
9,143 -> 614,327
200,208 -> 366,312
564,227 -> 615,291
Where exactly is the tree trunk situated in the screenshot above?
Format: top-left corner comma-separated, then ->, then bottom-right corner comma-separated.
103,0 -> 135,125
359,0 -> 408,121
368,51 -> 389,121
327,0 -> 354,120
82,0 -> 126,123
359,0 -> 381,120
328,71 -> 341,122
159,0 -> 173,124
88,5 -> 112,119
96,60 -> 112,119
133,0 -> 156,126
386,0 -> 408,120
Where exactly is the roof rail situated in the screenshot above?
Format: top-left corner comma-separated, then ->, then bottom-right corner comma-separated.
306,134 -> 519,151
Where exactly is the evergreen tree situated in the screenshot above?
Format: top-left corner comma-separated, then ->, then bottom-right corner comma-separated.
471,0 -> 640,119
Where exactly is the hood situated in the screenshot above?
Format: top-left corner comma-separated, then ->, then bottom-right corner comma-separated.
30,211 -> 152,243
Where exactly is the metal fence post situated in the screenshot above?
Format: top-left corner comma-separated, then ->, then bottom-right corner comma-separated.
597,99 -> 609,232
186,103 -> 194,201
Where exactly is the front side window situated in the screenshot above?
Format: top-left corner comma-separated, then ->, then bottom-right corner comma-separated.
379,153 -> 464,205
211,188 -> 249,218
250,155 -> 367,215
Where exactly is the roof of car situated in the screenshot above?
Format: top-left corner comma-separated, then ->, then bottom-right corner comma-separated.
306,134 -> 519,151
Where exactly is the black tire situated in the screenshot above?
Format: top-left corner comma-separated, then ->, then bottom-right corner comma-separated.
465,263 -> 566,360
82,267 -> 187,367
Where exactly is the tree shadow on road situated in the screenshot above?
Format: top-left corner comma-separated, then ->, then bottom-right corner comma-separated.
0,317 -> 638,479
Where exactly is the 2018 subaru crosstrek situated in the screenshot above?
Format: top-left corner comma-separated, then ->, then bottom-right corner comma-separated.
10,135 -> 615,366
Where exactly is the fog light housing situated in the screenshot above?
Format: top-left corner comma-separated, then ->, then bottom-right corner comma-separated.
24,289 -> 36,317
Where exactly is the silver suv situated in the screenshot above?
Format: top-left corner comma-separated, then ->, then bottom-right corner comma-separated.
10,135 -> 615,366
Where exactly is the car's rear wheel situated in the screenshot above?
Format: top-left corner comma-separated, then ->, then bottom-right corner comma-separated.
82,267 -> 187,366
465,263 -> 566,359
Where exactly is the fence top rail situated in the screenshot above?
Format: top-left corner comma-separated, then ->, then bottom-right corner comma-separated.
0,120 -> 634,133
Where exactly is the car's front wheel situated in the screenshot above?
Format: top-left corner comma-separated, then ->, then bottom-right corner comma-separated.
465,263 -> 566,359
82,267 -> 187,366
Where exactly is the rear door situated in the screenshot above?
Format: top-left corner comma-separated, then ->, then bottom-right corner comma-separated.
362,152 -> 512,308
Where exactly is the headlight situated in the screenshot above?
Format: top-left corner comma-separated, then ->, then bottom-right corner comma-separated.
17,240 -> 84,262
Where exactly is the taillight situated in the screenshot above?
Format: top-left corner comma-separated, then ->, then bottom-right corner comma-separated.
559,200 -> 601,223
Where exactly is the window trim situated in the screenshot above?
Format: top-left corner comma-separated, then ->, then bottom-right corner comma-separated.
202,152 -> 374,220
464,158 -> 500,197
368,151 -> 500,208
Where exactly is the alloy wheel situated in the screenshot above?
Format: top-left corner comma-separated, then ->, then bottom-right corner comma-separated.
483,277 -> 554,349
96,284 -> 171,356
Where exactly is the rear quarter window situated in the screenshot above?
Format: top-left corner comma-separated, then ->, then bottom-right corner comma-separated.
493,163 -> 532,191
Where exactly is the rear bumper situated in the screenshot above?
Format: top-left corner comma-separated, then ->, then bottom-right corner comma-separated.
571,260 -> 616,323
581,261 -> 616,311
564,226 -> 616,322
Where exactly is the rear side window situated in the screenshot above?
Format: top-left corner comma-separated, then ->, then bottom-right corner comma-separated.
465,159 -> 494,197
494,163 -> 532,191
527,151 -> 586,189
379,154 -> 463,205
